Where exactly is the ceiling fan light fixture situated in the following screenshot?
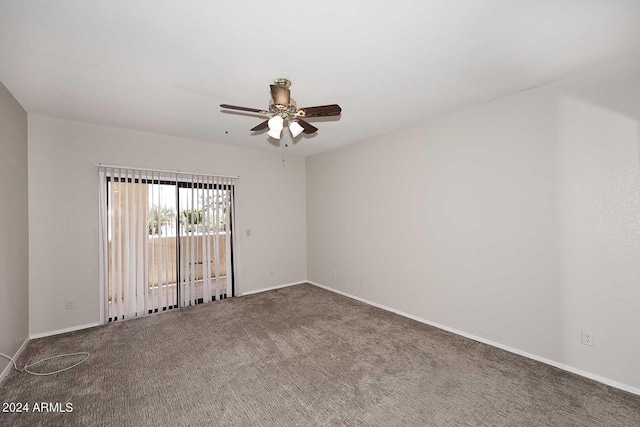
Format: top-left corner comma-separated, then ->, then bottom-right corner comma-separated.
289,121 -> 304,138
267,115 -> 284,139
220,78 -> 342,140
267,128 -> 281,139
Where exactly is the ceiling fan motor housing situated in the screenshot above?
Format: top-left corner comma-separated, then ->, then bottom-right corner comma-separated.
269,99 -> 297,115
270,77 -> 293,113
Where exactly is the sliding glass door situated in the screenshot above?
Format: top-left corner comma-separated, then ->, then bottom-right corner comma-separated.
99,168 -> 236,322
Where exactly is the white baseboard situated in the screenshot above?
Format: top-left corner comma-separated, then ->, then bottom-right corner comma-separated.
30,322 -> 101,340
241,281 -> 306,296
0,336 -> 30,384
307,281 -> 640,397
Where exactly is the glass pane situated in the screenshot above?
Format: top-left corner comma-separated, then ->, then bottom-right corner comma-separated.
107,178 -> 178,320
178,184 -> 230,304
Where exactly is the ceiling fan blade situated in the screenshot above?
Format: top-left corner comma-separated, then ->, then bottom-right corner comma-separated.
220,104 -> 269,114
296,119 -> 318,134
270,85 -> 291,106
250,120 -> 270,131
297,104 -> 342,118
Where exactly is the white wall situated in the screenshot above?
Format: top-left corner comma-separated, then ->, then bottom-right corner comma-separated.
28,115 -> 306,336
0,81 -> 29,374
307,58 -> 640,390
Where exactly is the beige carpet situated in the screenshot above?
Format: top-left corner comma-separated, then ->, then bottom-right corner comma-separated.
1,284 -> 639,426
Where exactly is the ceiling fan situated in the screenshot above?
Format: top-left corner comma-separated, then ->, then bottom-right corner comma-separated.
220,78 -> 342,139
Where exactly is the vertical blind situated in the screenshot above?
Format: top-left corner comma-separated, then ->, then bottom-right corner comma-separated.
97,166 -> 238,323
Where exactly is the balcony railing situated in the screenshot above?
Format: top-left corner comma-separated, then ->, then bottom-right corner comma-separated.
107,233 -> 228,315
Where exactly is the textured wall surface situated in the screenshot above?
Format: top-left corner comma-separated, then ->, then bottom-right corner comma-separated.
307,58 -> 640,390
28,115 -> 307,336
0,81 -> 29,373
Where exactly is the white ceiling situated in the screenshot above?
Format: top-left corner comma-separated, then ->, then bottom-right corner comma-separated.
1,1 -> 640,157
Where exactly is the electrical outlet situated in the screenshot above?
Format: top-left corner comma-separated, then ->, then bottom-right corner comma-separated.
582,331 -> 594,346
269,270 -> 274,277
359,278 -> 364,286
246,229 -> 251,237
332,271 -> 336,278
66,299 -> 75,310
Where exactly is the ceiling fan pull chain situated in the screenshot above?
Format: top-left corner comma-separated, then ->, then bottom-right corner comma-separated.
281,141 -> 286,167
